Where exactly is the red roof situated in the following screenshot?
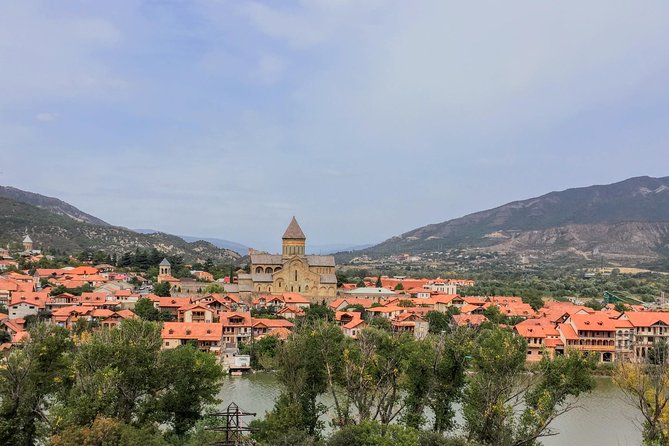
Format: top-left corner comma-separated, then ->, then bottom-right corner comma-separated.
558,323 -> 579,340
570,313 -> 618,331
9,291 -> 49,308
162,322 -> 222,341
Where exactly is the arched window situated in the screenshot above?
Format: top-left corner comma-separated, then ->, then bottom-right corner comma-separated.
255,267 -> 263,274
295,271 -> 298,281
265,267 -> 273,274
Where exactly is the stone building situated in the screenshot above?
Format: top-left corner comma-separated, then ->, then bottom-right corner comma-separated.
238,217 -> 336,301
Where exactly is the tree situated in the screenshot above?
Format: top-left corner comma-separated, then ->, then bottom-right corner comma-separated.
340,328 -> 413,425
463,327 -> 595,446
426,311 -> 451,334
0,324 -> 73,446
153,281 -> 171,297
375,277 -> 383,288
327,421 -> 419,446
521,294 -> 544,311
614,302 -> 631,313
50,416 -> 169,446
203,283 -> 223,294
395,283 -> 405,291
134,297 -> 161,321
583,299 -> 603,311
303,304 -> 335,322
51,319 -> 223,438
614,348 -> 669,443
152,345 -> 224,437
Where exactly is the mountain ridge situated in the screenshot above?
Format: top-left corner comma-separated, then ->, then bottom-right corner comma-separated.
356,176 -> 669,265
0,193 -> 240,264
0,185 -> 110,226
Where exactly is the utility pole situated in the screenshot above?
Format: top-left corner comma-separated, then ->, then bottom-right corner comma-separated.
207,402 -> 257,446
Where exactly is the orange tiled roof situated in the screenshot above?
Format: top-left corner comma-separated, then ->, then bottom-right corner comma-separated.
569,313 -> 618,331
9,291 -> 49,308
162,322 -> 222,341
452,313 -> 488,327
622,311 -> 669,328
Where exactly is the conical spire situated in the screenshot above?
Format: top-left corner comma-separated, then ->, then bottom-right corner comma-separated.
282,216 -> 306,240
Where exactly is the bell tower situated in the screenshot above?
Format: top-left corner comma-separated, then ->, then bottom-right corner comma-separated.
282,216 -> 306,258
158,258 -> 171,280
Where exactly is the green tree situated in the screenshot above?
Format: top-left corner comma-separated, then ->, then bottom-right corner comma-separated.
151,345 -> 224,437
0,324 -> 73,446
203,283 -> 223,294
327,421 -> 419,446
134,297 -> 161,321
153,281 -> 171,297
463,327 -> 594,446
303,304 -> 335,322
375,276 -> 383,288
426,311 -> 451,334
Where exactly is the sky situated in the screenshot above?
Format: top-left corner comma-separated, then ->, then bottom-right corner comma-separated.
2,1 -> 669,252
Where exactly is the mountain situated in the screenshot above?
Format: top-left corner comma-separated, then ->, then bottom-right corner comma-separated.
0,194 -> 241,263
173,235 -> 248,256
308,243 -> 375,254
358,176 -> 669,265
0,186 -> 110,226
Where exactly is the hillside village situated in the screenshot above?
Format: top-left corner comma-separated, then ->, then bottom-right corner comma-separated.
2,219 -> 669,370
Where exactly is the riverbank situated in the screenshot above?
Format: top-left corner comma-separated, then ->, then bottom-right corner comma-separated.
218,373 -> 641,446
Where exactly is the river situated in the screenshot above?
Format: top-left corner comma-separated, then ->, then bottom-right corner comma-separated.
218,374 -> 642,445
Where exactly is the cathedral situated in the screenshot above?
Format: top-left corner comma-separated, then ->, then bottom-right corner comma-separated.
238,217 -> 337,300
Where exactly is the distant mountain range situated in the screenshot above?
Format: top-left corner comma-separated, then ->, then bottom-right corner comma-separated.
357,176 -> 669,266
0,186 -> 110,226
0,187 -> 240,263
135,230 -> 250,256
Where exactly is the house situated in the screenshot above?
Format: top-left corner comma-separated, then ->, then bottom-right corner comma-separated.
252,318 -> 294,337
392,313 -> 429,339
8,291 -> 49,319
618,312 -> 669,362
276,305 -> 305,319
514,319 -> 562,362
451,313 -> 488,328
177,303 -> 215,323
336,311 -> 365,338
220,312 -> 254,346
52,306 -> 94,328
161,322 -> 223,353
366,305 -> 405,320
99,310 -> 137,328
558,313 -> 618,362
329,297 -> 375,312
153,297 -> 192,316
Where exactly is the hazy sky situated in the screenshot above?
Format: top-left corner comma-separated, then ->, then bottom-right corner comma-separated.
2,1 -> 669,252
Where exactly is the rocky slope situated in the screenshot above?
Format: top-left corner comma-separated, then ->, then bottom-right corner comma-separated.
359,176 -> 669,265
0,196 -> 240,263
0,186 -> 110,226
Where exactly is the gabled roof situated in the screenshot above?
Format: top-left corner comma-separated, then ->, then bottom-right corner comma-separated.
160,258 -> 171,266
9,291 -> 49,308
162,322 -> 222,341
282,216 -> 306,239
621,311 -> 669,328
452,313 -> 488,327
570,313 -> 618,331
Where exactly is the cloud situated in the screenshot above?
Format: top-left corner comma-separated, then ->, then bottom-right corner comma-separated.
2,1 -> 669,249
35,113 -> 58,122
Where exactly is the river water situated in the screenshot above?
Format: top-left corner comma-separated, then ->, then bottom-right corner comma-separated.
219,374 -> 642,445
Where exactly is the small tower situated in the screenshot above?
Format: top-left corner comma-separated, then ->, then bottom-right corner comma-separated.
22,234 -> 33,252
158,258 -> 171,280
282,216 -> 306,257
